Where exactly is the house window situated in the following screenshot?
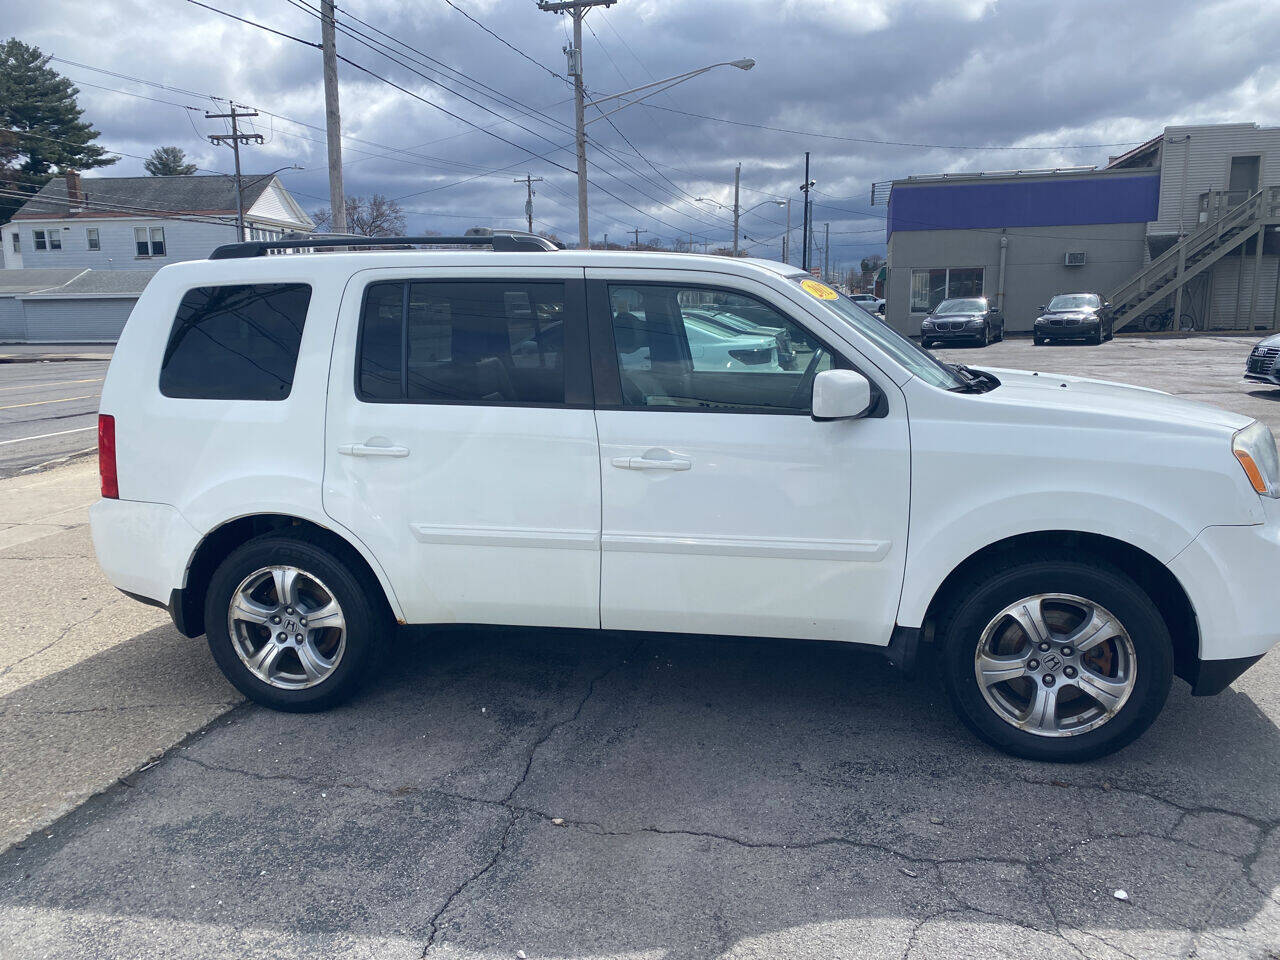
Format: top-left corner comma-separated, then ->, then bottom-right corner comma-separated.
135,226 -> 166,257
49,230 -> 62,251
910,267 -> 985,312
33,230 -> 47,251
10,232 -> 17,253
86,228 -> 100,251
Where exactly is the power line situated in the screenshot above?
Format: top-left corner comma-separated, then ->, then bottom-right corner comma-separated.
434,0 -> 567,82
634,102 -> 1147,152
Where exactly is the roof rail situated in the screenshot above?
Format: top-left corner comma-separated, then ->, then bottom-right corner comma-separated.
209,231 -> 562,260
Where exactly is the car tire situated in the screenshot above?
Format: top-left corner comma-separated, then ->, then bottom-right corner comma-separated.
1034,336 -> 1045,345
936,553 -> 1173,762
980,327 -> 990,347
1088,328 -> 1103,346
204,534 -> 388,712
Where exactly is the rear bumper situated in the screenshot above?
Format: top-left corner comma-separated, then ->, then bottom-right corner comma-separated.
89,498 -> 200,607
1168,504 -> 1280,692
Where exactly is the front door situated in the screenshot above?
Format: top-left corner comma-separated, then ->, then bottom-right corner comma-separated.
587,269 -> 910,644
323,266 -> 601,628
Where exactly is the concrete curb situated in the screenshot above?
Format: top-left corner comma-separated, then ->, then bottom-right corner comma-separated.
0,355 -> 113,364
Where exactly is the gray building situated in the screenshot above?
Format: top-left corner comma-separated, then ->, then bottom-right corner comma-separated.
885,122 -> 1280,336
0,269 -> 158,343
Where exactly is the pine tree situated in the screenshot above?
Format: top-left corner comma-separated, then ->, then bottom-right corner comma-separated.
145,146 -> 197,177
0,38 -> 116,225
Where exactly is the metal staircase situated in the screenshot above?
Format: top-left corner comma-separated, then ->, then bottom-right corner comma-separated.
1109,187 -> 1280,333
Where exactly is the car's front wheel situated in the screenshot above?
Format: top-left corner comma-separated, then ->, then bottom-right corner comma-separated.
205,535 -> 387,711
938,554 -> 1173,762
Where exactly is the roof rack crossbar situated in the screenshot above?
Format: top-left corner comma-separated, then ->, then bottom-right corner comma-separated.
210,231 -> 561,259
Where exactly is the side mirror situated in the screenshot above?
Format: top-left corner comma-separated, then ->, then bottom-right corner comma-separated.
812,369 -> 872,421
1039,304 -> 1047,312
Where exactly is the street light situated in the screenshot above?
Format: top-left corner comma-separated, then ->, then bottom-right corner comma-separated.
569,57 -> 755,249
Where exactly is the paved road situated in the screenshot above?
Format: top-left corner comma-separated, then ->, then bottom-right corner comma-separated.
0,361 -> 109,477
1,335 -> 1278,959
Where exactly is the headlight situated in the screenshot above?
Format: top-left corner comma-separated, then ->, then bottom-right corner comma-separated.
922,321 -> 934,329
1232,421 -> 1280,497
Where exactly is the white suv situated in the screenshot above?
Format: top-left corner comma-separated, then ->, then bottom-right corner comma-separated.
90,234 -> 1280,762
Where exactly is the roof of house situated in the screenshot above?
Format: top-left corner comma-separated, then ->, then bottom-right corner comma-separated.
0,268 -> 88,295
11,174 -> 281,220
24,268 -> 160,298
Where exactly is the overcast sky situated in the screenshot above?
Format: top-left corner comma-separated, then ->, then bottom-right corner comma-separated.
9,0 -> 1280,268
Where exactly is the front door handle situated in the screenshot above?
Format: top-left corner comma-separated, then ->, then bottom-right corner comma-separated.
611,448 -> 692,471
338,442 -> 410,458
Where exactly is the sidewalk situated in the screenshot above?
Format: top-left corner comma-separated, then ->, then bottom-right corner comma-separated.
0,344 -> 114,363
0,461 -> 239,850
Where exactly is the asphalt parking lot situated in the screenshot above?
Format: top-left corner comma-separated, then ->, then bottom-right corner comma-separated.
1,335 -> 1278,960
0,347 -> 111,477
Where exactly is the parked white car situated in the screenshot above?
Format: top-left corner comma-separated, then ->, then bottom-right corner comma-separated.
91,234 -> 1280,762
847,292 -> 885,314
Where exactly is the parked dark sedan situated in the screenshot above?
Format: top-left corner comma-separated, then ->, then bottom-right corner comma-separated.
1033,293 -> 1114,345
920,297 -> 1005,347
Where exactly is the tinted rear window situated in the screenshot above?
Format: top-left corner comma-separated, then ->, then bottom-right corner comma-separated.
160,283 -> 312,400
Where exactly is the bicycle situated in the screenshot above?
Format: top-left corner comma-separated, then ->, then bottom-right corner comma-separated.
1140,307 -> 1196,332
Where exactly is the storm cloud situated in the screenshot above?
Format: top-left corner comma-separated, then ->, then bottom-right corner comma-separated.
8,0 -> 1279,269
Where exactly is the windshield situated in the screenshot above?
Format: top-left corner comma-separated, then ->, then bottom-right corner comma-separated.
935,298 -> 986,314
1048,294 -> 1100,311
789,275 -> 965,390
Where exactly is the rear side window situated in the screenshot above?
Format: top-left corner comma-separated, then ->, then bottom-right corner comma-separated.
357,279 -> 566,405
160,283 -> 312,400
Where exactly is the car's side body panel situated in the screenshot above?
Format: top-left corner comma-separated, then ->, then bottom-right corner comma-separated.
894,373 -> 1262,648
320,265 -> 602,629
587,266 -> 910,646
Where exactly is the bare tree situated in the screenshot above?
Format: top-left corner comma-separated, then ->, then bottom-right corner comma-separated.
312,194 -> 407,237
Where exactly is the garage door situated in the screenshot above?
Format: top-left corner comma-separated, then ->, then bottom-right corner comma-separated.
18,297 -> 137,343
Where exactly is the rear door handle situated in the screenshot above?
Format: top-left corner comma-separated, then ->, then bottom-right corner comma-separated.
611,449 -> 692,471
338,442 -> 410,458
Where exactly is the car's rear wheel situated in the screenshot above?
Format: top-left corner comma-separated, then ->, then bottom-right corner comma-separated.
938,555 -> 1173,762
205,535 -> 386,711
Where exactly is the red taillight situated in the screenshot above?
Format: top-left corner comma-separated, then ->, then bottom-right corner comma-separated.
98,414 -> 118,499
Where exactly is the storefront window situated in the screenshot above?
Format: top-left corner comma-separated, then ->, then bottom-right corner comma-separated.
910,267 -> 985,312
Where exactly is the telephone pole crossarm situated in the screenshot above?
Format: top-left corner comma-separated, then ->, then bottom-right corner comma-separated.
206,103 -> 263,241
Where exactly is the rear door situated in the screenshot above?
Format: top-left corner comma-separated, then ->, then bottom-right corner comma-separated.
587,268 -> 910,644
323,265 -> 600,628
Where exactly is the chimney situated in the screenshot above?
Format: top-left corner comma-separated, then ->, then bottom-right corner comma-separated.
65,170 -> 83,211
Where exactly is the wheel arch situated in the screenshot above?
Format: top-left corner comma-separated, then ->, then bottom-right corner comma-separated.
917,530 -> 1200,685
173,513 -> 403,638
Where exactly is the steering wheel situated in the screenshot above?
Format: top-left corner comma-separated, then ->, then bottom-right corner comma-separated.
788,348 -> 828,410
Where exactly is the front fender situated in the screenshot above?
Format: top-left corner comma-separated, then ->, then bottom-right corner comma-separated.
895,491 -> 1207,628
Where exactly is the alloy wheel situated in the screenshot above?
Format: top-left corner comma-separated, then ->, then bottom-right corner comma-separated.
974,593 -> 1136,737
227,565 -> 347,689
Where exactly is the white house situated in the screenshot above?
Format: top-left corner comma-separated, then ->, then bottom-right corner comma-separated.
2,171 -> 314,271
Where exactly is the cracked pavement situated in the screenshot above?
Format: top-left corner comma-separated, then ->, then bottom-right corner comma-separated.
1,626 -> 1277,959
1,338 -> 1279,958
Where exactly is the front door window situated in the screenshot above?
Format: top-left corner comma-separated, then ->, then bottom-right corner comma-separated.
606,283 -> 834,413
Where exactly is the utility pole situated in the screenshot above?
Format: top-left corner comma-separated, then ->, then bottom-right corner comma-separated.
206,104 -> 264,241
537,0 -> 616,250
514,174 -> 544,233
823,222 -> 830,281
630,227 -> 647,249
320,0 -> 347,236
800,152 -> 814,272
782,197 -> 791,264
731,162 -> 741,257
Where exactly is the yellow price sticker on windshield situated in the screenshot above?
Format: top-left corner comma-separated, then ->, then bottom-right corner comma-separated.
800,278 -> 839,300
